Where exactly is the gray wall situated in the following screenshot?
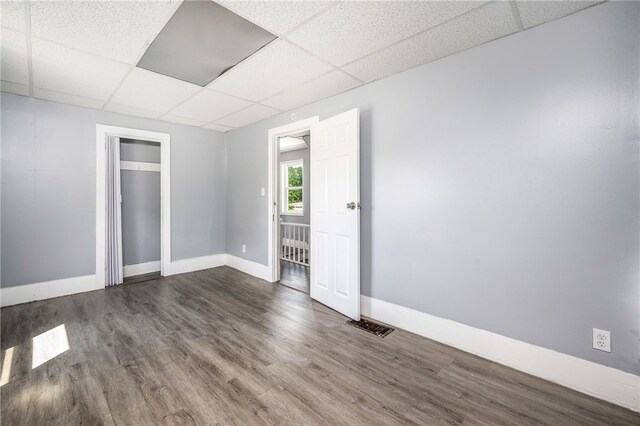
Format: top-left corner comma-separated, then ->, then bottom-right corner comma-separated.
0,0 -> 637,376
1,94 -> 227,287
120,138 -> 161,162
225,2 -> 640,374
280,147 -> 310,225
120,139 -> 161,266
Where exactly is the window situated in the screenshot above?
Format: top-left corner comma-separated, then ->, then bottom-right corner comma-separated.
281,159 -> 304,215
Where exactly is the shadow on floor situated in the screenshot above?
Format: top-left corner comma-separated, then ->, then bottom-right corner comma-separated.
123,272 -> 161,285
279,260 -> 309,294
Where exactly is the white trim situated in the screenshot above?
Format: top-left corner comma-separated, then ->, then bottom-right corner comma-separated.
96,124 -> 171,287
267,116 -> 319,283
123,261 -> 161,278
3,267 -> 636,413
361,295 -> 640,412
167,254 -> 226,276
0,275 -> 100,307
0,254 -> 260,307
120,160 -> 160,172
225,254 -> 271,281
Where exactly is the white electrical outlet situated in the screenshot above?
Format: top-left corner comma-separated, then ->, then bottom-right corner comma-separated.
242,245 -> 246,253
593,328 -> 611,352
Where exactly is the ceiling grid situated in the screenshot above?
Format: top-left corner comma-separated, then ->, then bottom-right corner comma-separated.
0,0 -> 605,132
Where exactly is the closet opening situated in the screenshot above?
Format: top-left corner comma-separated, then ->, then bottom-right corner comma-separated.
95,125 -> 171,288
120,139 -> 161,284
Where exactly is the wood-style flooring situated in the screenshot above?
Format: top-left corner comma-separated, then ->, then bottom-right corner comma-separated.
1,266 -> 638,425
279,260 -> 310,294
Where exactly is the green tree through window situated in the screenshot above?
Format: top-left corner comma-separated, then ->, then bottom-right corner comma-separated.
288,166 -> 303,209
282,161 -> 303,213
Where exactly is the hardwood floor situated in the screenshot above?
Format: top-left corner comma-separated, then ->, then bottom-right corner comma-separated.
1,266 -> 638,425
279,260 -> 310,293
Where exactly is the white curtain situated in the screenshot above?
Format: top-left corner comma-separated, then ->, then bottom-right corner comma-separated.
105,135 -> 123,286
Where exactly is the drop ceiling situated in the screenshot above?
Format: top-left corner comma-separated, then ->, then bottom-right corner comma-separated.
137,1 -> 276,86
0,0 -> 604,133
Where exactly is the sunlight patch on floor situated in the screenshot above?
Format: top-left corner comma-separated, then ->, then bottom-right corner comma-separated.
0,346 -> 15,386
32,324 -> 70,369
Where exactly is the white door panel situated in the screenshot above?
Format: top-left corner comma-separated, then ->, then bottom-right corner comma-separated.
310,109 -> 360,320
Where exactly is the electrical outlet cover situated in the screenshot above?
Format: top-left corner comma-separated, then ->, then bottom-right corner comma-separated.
593,328 -> 611,352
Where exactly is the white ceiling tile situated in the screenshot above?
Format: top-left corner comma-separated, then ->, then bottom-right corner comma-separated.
0,28 -> 29,85
160,114 -> 207,127
168,89 -> 252,123
0,1 -> 26,32
110,67 -> 201,114
207,39 -> 332,101
31,0 -> 180,64
1,80 -> 29,96
263,70 -> 361,111
32,38 -> 130,101
33,87 -> 104,109
287,1 -> 484,67
516,1 -> 604,29
203,123 -> 234,133
215,0 -> 332,35
214,103 -> 280,128
103,102 -> 161,120
343,2 -> 518,83
280,136 -> 308,152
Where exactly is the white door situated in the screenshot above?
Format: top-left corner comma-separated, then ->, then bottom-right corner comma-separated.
310,108 -> 360,320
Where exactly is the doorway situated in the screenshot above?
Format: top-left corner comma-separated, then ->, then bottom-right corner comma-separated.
267,117 -> 318,284
95,125 -> 171,288
278,132 -> 311,293
267,117 -> 317,286
267,109 -> 361,320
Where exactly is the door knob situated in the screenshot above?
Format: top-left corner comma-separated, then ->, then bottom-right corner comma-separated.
346,202 -> 357,210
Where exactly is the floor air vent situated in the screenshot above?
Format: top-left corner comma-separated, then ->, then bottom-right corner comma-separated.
347,318 -> 394,338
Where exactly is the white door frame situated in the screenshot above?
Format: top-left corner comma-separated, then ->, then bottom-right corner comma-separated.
95,124 -> 171,287
267,116 -> 319,283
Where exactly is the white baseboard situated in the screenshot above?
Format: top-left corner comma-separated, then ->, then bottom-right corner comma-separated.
0,253 -> 235,307
168,254 -> 226,276
2,263 -> 636,413
123,261 -> 160,278
1,275 -> 100,307
225,254 -> 271,281
361,295 -> 639,412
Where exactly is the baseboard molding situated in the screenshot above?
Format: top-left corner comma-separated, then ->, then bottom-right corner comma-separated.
2,263 -> 635,412
0,253 -> 242,307
1,275 -> 100,307
168,254 -> 226,276
225,254 -> 271,281
123,261 -> 160,278
361,295 -> 639,412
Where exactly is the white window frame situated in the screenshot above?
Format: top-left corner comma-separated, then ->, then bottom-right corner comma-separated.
281,159 -> 304,216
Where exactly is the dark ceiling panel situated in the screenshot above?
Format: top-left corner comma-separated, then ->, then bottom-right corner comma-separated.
137,1 -> 276,86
